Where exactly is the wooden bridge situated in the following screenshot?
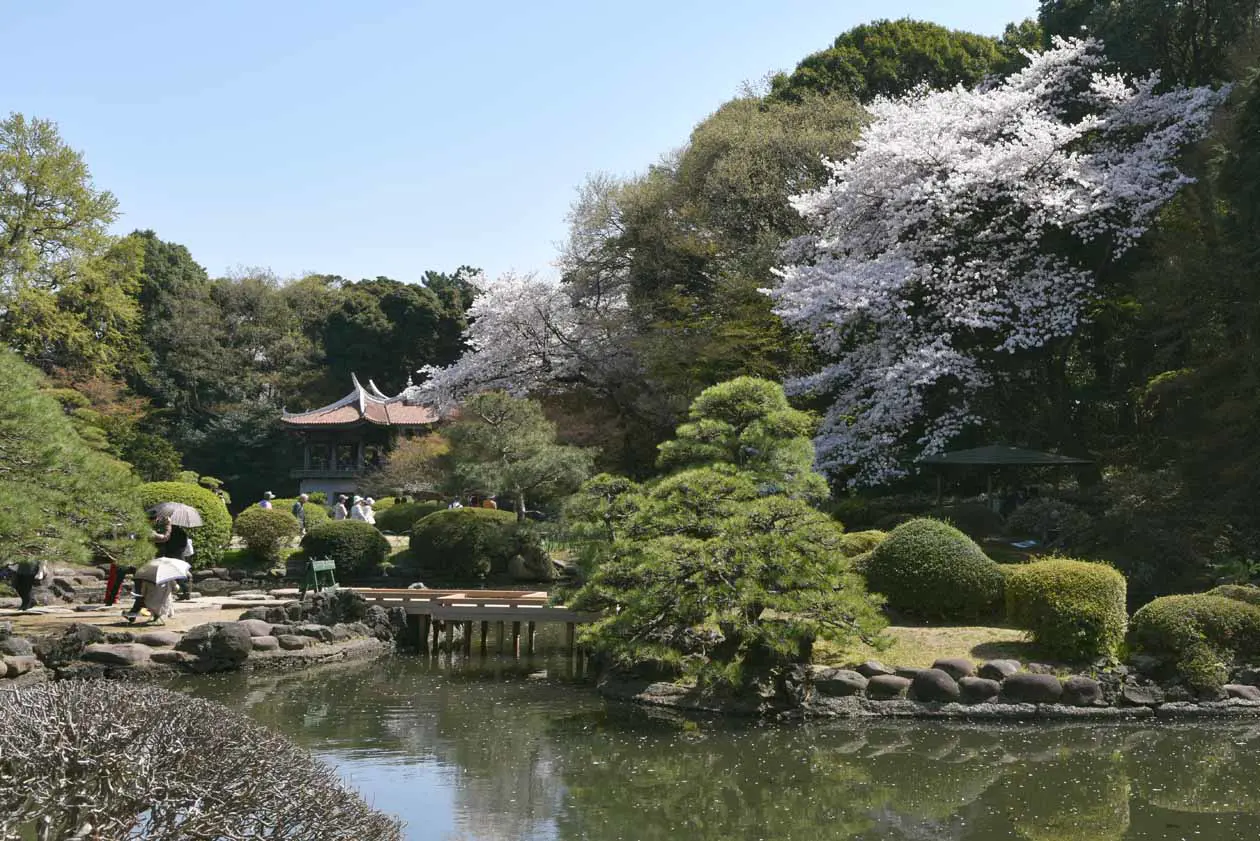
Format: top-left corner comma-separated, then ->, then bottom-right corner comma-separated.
351,588 -> 596,656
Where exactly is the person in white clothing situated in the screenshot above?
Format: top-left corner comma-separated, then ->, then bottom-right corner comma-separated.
362,497 -> 376,525
332,495 -> 349,520
349,496 -> 367,521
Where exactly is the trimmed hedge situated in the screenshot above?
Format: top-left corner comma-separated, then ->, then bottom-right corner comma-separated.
1005,559 -> 1127,660
838,529 -> 888,557
409,508 -> 535,582
1128,594 -> 1260,692
863,518 -> 1004,621
375,501 -> 445,534
234,507 -> 301,564
274,498 -> 330,529
1205,584 -> 1260,606
138,481 -> 232,566
300,520 -> 391,580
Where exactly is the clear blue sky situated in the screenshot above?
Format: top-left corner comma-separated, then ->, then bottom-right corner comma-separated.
4,0 -> 1036,282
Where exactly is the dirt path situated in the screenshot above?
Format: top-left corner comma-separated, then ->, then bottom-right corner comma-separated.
0,593 -> 296,638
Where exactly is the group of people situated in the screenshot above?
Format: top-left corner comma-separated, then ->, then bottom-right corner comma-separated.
257,490 -> 376,525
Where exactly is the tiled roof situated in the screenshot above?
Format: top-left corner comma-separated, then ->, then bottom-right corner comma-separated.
281,374 -> 439,428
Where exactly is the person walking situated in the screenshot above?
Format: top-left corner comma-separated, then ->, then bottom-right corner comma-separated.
332,495 -> 349,520
292,493 -> 309,534
361,497 -> 376,525
481,496 -> 498,510
349,496 -> 367,521
10,559 -> 48,611
152,514 -> 193,601
447,498 -> 463,510
259,491 -> 275,509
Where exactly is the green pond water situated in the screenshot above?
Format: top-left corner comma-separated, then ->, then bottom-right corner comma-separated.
183,651 -> 1260,841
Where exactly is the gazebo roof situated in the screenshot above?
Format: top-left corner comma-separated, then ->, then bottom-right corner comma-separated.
281,373 -> 438,429
919,445 -> 1092,466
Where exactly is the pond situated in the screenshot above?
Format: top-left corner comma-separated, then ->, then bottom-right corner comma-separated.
183,652 -> 1260,841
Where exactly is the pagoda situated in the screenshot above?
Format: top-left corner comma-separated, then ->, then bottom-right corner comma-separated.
281,373 -> 439,497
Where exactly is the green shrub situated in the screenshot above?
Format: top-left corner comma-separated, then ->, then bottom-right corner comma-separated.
931,502 -> 1006,539
274,498 -> 330,529
1205,584 -> 1260,606
1005,559 -> 1128,660
409,508 -> 522,581
375,501 -> 445,534
863,518 -> 1005,621
1128,594 -> 1260,692
300,520 -> 391,580
137,481 -> 232,566
838,530 -> 888,557
234,507 -> 301,564
308,491 -> 327,505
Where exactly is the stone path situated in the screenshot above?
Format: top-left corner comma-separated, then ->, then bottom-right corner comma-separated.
0,590 -> 301,636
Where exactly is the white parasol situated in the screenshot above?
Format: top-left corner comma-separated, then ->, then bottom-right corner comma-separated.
134,557 -> 191,585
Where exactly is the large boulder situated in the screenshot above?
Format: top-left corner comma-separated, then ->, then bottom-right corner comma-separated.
977,659 -> 1021,681
236,619 -> 275,638
3,655 -> 40,678
251,635 -> 281,651
292,624 -> 335,643
176,622 -> 253,673
81,643 -> 152,667
1121,684 -> 1164,706
507,553 -> 556,583
134,630 -> 180,648
813,668 -> 868,697
278,634 -> 314,651
1224,683 -> 1260,701
1000,673 -> 1063,705
856,660 -> 895,678
0,637 -> 34,657
239,606 -> 290,625
866,675 -> 912,700
36,623 -> 106,669
959,676 -> 1002,703
1062,675 -> 1105,706
931,658 -> 974,680
909,668 -> 961,703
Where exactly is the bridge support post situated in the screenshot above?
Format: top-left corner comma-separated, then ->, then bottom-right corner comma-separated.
527,621 -> 537,655
564,622 -> 575,654
420,614 -> 431,654
431,618 -> 441,654
462,621 -> 473,657
511,621 -> 521,658
479,621 -> 488,656
497,621 -> 505,653
444,621 -> 454,655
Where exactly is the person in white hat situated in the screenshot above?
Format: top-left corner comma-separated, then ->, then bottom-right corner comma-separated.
361,497 -> 376,525
349,495 -> 367,521
259,491 -> 275,510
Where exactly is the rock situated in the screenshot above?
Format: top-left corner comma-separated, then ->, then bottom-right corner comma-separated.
278,634 -> 313,651
3,655 -> 39,677
1224,683 -> 1260,701
236,619 -> 275,638
1000,673 -> 1064,704
105,631 -> 137,644
36,623 -> 106,668
343,621 -> 372,638
1163,684 -> 1196,703
1237,666 -> 1260,687
1062,675 -> 1104,706
327,624 -> 352,642
82,643 -> 153,667
176,622 -> 253,672
1121,684 -> 1164,706
507,552 -> 556,582
239,606 -> 289,624
959,676 -> 1002,703
134,631 -> 180,648
814,668 -> 868,697
0,621 -> 11,640
251,635 -> 280,651
1025,662 -> 1057,675
1128,655 -> 1162,676
894,666 -> 924,680
0,637 -> 34,657
856,660 -> 895,678
978,659 -> 1021,681
931,658 -> 975,680
866,675 -> 912,700
909,668 -> 961,703
150,649 -> 194,665
293,623 -> 335,643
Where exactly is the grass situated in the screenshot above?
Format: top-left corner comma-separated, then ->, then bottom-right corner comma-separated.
814,624 -> 1052,669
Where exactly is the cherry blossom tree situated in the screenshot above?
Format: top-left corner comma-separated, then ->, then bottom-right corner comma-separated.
771,37 -> 1229,486
418,271 -> 633,408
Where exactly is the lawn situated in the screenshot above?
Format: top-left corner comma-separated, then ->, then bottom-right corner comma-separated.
813,624 -> 1049,669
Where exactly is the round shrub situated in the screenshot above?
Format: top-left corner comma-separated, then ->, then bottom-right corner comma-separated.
1128,594 -> 1260,692
138,481 -> 232,566
409,508 -> 521,582
375,501 -> 445,534
863,518 -> 1005,621
1205,584 -> 1260,606
1005,559 -> 1128,660
838,529 -> 888,557
300,520 -> 391,580
233,507 -> 301,564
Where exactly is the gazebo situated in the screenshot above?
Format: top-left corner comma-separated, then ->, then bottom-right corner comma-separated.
920,445 -> 1092,507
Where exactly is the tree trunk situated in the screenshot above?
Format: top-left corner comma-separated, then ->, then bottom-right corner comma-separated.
515,492 -> 526,523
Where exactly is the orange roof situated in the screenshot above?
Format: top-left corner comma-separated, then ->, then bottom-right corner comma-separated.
281,374 -> 439,428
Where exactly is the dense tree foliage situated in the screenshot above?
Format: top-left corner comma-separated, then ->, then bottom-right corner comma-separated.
567,378 -> 885,690
0,350 -> 149,568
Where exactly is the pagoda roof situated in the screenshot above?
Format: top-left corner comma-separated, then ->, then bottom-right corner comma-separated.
281,373 -> 439,428
919,445 -> 1091,466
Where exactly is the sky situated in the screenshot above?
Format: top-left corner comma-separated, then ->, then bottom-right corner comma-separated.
3,0 -> 1037,283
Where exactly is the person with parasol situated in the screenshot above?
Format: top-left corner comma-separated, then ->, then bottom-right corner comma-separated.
120,502 -> 202,622
127,555 -> 190,625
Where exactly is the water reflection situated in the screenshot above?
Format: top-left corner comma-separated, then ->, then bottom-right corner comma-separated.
182,657 -> 1260,841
